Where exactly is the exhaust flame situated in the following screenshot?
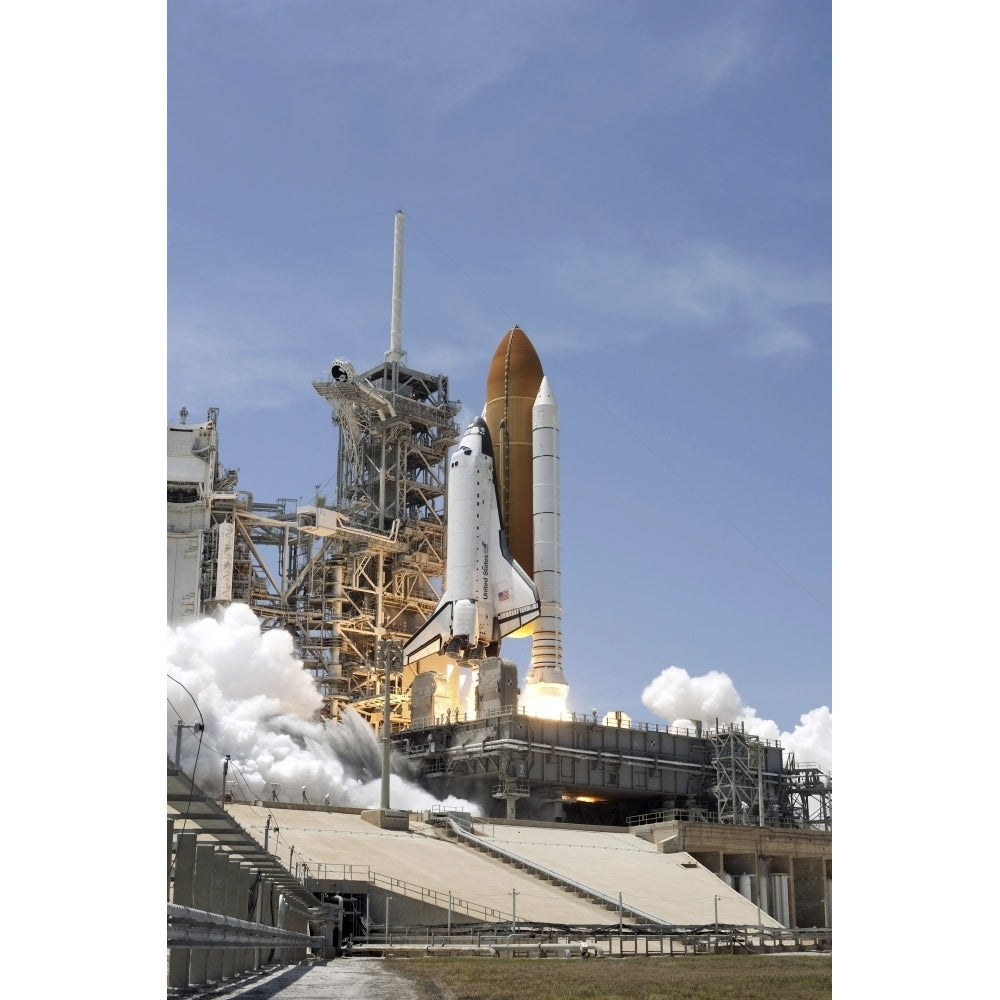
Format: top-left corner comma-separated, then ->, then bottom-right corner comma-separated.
520,682 -> 570,720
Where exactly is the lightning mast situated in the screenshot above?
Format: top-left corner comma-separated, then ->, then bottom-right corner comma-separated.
311,211 -> 461,725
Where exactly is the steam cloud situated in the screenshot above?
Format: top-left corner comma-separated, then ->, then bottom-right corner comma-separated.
168,603 -> 831,820
167,602 -> 479,812
641,665 -> 832,772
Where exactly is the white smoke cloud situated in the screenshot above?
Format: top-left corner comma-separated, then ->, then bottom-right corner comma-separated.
167,603 -> 479,813
641,665 -> 832,772
168,605 -> 830,823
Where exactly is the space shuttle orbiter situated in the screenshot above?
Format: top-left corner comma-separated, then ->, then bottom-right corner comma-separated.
403,416 -> 540,665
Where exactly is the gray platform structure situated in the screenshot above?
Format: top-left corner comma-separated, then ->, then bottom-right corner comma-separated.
393,705 -> 830,831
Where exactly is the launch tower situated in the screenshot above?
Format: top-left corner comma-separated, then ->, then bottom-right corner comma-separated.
167,213 -> 461,730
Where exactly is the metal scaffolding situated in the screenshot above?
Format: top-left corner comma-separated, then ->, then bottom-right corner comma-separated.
709,725 -> 776,826
168,212 -> 463,728
172,352 -> 461,728
780,755 -> 832,833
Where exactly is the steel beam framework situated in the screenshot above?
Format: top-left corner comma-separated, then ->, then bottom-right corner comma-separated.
184,360 -> 460,727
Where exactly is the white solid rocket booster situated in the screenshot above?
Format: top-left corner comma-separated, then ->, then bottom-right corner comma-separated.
525,375 -> 569,695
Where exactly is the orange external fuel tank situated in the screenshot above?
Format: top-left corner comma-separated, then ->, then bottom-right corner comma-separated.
483,326 -> 544,582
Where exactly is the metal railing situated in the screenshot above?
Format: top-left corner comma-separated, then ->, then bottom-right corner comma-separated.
303,863 -> 510,924
626,808 -> 714,827
351,926 -> 830,957
167,903 -> 324,950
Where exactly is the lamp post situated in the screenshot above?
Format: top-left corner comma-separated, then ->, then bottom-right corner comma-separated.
385,894 -> 392,943
510,889 -> 518,932
173,720 -> 203,767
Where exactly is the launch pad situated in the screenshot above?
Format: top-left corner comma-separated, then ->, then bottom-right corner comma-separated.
167,211 -> 831,836
393,704 -> 829,831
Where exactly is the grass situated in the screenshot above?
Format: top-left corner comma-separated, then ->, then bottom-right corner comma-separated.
389,954 -> 832,1000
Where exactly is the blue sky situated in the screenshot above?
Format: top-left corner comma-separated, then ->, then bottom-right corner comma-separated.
167,0 -> 831,739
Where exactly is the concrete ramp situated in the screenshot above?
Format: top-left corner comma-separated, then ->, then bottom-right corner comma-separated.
466,820 -> 782,928
224,805 -> 778,929
225,804 -> 623,927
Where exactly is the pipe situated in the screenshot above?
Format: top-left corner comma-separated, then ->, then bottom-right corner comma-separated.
168,928 -> 324,949
167,903 -> 322,947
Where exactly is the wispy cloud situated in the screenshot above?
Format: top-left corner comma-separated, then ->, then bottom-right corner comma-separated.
185,1 -> 781,124
542,237 -> 828,359
215,0 -> 580,117
673,0 -> 786,93
168,316 -> 315,412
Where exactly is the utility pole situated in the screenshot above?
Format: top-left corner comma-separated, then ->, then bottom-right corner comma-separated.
221,755 -> 231,811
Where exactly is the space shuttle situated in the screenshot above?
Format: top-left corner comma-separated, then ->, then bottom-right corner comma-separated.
403,416 -> 540,665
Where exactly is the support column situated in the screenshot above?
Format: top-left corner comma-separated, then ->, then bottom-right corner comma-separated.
167,831 -> 198,989
206,851 -> 229,983
237,863 -> 253,975
189,842 -> 216,987
825,862 -> 832,928
258,878 -> 274,967
288,905 -> 308,962
222,854 -> 240,981
166,817 -> 174,892
788,857 -> 798,929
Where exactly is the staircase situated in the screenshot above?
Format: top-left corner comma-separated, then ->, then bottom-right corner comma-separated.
436,813 -> 672,927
